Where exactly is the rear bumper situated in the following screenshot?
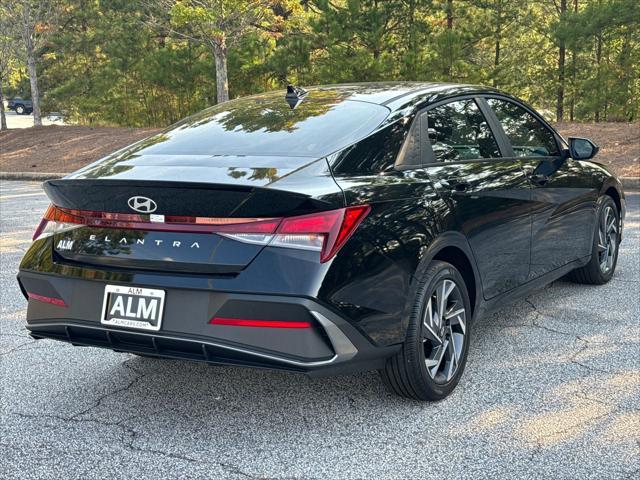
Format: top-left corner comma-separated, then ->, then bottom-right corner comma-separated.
18,271 -> 398,376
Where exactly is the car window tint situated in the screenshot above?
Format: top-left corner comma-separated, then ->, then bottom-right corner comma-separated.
487,98 -> 559,157
331,121 -> 409,174
141,95 -> 389,158
425,100 -> 501,162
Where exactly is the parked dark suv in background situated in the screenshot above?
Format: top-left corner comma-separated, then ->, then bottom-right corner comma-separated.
18,82 -> 625,401
7,97 -> 33,115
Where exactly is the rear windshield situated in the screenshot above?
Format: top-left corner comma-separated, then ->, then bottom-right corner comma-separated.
141,91 -> 390,158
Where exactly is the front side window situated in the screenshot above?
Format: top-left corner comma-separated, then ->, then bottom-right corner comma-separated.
487,98 -> 559,157
425,99 -> 501,162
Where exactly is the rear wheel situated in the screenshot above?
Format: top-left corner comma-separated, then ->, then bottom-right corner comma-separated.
568,195 -> 620,285
380,260 -> 471,401
15,104 -> 25,115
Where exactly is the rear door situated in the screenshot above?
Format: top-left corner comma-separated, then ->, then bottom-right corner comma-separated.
484,97 -> 597,279
415,97 -> 533,299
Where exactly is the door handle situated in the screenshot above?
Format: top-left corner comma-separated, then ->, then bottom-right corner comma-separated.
529,173 -> 549,186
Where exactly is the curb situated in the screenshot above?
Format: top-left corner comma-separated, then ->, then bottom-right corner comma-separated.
622,177 -> 639,189
1,172 -> 66,181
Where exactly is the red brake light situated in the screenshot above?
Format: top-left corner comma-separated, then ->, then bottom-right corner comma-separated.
276,205 -> 370,262
32,204 -> 280,240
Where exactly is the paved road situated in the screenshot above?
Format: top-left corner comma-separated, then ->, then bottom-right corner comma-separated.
2,110 -> 65,129
1,180 -> 638,479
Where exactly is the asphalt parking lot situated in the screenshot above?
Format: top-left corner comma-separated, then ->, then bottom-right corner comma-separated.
2,110 -> 65,129
1,180 -> 638,479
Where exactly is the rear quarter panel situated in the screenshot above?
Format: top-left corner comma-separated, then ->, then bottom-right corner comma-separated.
324,171 -> 461,346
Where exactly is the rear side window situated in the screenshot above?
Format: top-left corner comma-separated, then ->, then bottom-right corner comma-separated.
425,99 -> 501,162
331,121 -> 409,175
487,98 -> 559,157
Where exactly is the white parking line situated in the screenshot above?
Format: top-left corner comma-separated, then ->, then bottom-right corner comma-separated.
0,192 -> 46,200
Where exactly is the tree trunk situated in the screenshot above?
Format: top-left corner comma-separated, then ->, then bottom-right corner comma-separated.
213,41 -> 229,104
569,47 -> 576,121
493,0 -> 502,88
0,81 -> 7,130
445,0 -> 454,80
406,0 -> 417,78
569,0 -> 578,121
595,32 -> 602,122
556,0 -> 567,122
556,43 -> 565,121
22,2 -> 42,126
26,51 -> 42,126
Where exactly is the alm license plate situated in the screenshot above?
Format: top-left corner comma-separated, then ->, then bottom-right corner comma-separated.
101,285 -> 165,331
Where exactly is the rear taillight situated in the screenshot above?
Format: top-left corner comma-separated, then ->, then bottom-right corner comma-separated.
33,204 -> 370,263
32,205 -> 83,240
272,205 -> 370,262
32,205 -> 280,240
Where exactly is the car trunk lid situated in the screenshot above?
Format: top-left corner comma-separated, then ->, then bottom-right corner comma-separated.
42,158 -> 344,274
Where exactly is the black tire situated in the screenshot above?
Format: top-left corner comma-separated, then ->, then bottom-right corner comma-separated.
568,195 -> 620,285
15,104 -> 25,115
379,260 -> 471,401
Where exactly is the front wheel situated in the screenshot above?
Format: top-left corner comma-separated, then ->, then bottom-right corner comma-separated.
380,260 -> 471,401
15,104 -> 25,115
568,195 -> 620,285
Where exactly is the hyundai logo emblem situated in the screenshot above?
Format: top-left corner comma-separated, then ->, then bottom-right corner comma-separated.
127,196 -> 157,213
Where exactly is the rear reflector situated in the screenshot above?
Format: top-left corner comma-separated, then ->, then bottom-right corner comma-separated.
33,204 -> 371,263
209,317 -> 311,328
27,292 -> 67,307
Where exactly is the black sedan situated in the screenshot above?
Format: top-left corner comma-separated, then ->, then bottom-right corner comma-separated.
18,83 -> 625,401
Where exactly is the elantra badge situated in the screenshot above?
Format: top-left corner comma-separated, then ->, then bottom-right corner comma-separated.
128,196 -> 157,213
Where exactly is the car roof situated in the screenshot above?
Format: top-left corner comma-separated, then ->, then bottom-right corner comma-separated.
256,82 -> 502,113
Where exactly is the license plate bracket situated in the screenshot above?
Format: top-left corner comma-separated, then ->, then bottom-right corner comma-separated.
100,285 -> 165,332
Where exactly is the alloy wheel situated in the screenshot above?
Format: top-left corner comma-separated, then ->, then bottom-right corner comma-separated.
598,205 -> 618,274
421,279 -> 467,384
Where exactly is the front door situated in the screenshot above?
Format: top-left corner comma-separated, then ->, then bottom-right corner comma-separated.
484,97 -> 597,279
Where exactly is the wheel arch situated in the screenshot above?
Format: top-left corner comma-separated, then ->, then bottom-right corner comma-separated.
598,175 -> 626,235
413,232 -> 483,321
604,185 -> 622,213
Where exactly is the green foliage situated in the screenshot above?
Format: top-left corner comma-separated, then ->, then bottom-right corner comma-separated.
40,1 -> 216,126
26,0 -> 640,126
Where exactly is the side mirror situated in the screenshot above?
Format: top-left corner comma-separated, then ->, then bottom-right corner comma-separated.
568,137 -> 599,160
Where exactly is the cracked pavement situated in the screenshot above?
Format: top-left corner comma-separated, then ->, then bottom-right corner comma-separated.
1,180 -> 638,479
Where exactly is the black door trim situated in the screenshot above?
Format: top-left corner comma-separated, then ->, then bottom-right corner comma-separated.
475,97 -> 515,157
